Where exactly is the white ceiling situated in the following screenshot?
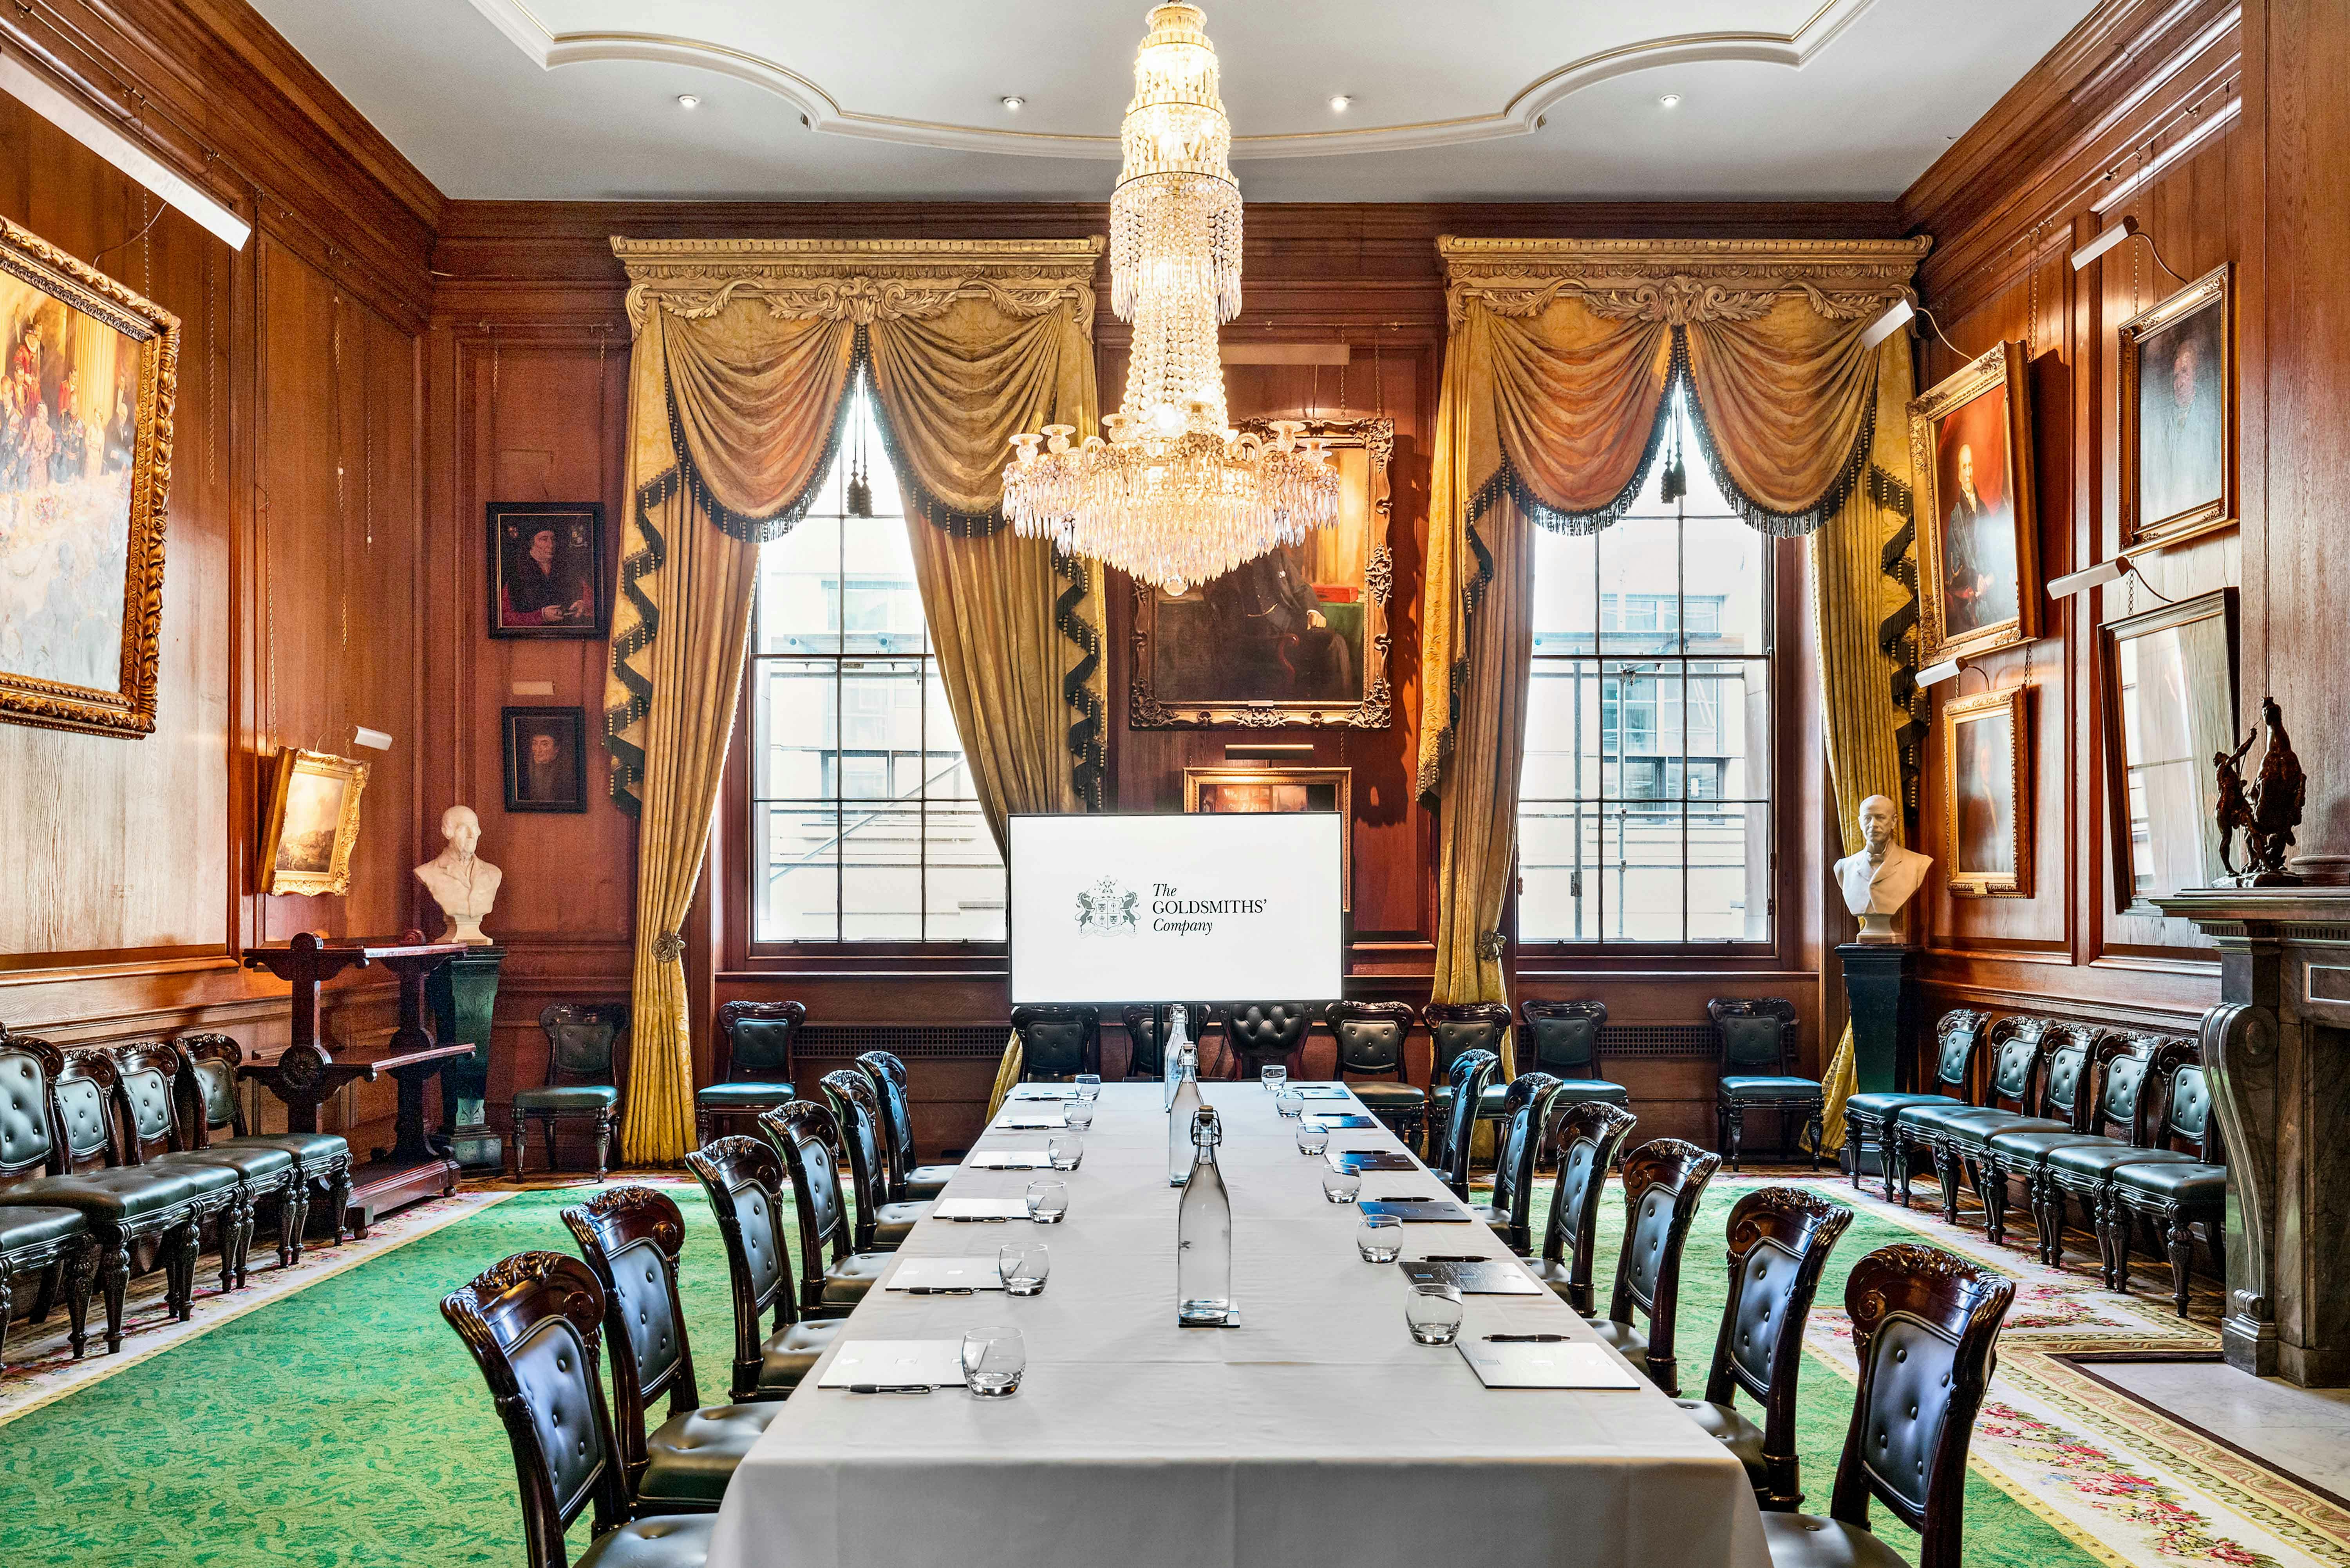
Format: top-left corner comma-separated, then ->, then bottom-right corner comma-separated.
246,0 -> 2097,203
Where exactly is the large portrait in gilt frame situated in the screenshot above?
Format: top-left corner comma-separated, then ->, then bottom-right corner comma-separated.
1909,341 -> 2038,666
2120,264 -> 2234,552
259,748 -> 370,897
1183,765 -> 1352,908
0,217 -> 178,737
1131,416 -> 1391,729
1942,685 -> 2031,898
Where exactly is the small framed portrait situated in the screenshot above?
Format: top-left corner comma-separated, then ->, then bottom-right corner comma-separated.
503,706 -> 587,813
258,748 -> 369,896
1942,685 -> 2031,898
1182,765 -> 1351,907
1909,341 -> 2039,666
2099,587 -> 2239,914
488,502 -> 606,639
2120,264 -> 2234,551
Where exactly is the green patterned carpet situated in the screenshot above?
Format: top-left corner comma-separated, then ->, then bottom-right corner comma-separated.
0,1178 -> 2097,1568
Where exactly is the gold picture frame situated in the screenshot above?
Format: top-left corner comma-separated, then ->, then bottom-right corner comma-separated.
1182,765 -> 1352,908
1942,685 -> 2031,898
1132,416 -> 1392,729
258,748 -> 371,896
1910,341 -> 2039,666
2098,587 -> 2239,916
2119,264 -> 2235,552
0,217 -> 179,737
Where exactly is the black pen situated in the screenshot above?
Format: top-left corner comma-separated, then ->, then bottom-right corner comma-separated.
945,1216 -> 1009,1223
1419,1255 -> 1485,1263
845,1383 -> 935,1395
902,1286 -> 974,1295
1485,1333 -> 1568,1343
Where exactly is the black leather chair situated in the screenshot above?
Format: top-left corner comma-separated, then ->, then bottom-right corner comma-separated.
1324,1000 -> 1425,1147
1010,1005 -> 1101,1081
1681,1187 -> 1854,1511
1427,1048 -> 1500,1199
855,1051 -> 956,1202
1981,1028 -> 2145,1259
1120,1003 -> 1209,1081
174,1033 -> 350,1266
1758,1244 -> 2014,1568
562,1187 -> 780,1514
1517,999 -> 1629,1109
2039,1034 -> 2184,1277
2102,1058 -> 2227,1311
441,1251 -> 714,1568
1593,1136 -> 1722,1396
1844,1009 -> 1987,1202
513,1003 -> 627,1180
107,1042 -> 252,1297
1938,1023 -> 2098,1242
1710,998 -> 1823,1171
1466,1072 -> 1563,1254
682,1135 -> 843,1400
697,1000 -> 804,1149
1528,1101 -> 1638,1313
758,1101 -> 891,1318
1889,1015 -> 2046,1215
0,1037 -> 96,1366
1219,1002 -> 1316,1081
1423,1001 -> 1514,1137
818,1069 -> 929,1252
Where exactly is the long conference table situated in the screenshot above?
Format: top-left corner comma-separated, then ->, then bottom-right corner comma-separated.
707,1081 -> 1770,1568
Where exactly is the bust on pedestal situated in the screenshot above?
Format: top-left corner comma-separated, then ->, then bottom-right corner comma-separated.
416,806 -> 506,1172
1835,797 -> 1931,1167
1833,795 -> 1932,945
414,806 -> 502,946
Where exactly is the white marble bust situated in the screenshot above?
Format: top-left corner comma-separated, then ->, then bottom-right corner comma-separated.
1833,794 -> 1931,943
414,805 -> 503,946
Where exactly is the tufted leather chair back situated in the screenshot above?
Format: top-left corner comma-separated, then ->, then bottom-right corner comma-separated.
1709,997 -> 1800,1076
2158,1064 -> 2221,1161
1976,1017 -> 2048,1111
718,999 -> 805,1084
52,1049 -> 119,1173
108,1042 -> 186,1163
685,1136 -> 804,1400
1607,1137 -> 1723,1393
1488,1073 -> 1563,1250
2032,1026 -> 2097,1129
1423,1002 -> 1512,1081
855,1051 -> 918,1192
0,1037 -> 63,1182
1541,1101 -> 1638,1316
173,1033 -> 247,1142
1827,1243 -> 2014,1560
1433,1048 -> 1499,1196
562,1186 -> 701,1493
1703,1187 -> 1854,1493
821,1070 -> 895,1251
1925,1009 -> 1988,1095
1325,1001 -> 1415,1079
1119,1004 -> 1208,1079
1010,1005 -> 1101,1080
1520,999 -> 1608,1077
441,1250 -> 630,1567
761,1102 -> 853,1308
1220,1003 -> 1315,1078
539,1003 -> 626,1087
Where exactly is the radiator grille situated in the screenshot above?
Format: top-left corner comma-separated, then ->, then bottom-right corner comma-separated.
1598,1024 -> 1717,1059
797,1025 -> 1010,1061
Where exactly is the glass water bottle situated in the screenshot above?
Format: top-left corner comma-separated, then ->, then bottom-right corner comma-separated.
1162,1004 -> 1193,1110
1168,1050 -> 1202,1186
1177,1105 -> 1234,1325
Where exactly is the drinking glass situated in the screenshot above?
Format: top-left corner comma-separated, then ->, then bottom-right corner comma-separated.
1260,1064 -> 1289,1094
1047,1133 -> 1083,1171
1063,1098 -> 1096,1131
1025,1178 -> 1068,1224
961,1325 -> 1025,1397
1406,1282 -> 1465,1345
1274,1090 -> 1303,1119
998,1242 -> 1050,1297
1321,1168 -> 1361,1204
1295,1120 -> 1330,1157
1074,1073 -> 1103,1101
1357,1213 -> 1404,1263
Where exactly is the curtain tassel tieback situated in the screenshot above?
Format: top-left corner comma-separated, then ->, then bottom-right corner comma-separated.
1476,931 -> 1508,960
651,931 -> 686,964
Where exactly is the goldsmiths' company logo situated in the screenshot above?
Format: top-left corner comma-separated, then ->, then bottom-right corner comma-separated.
1074,876 -> 1139,936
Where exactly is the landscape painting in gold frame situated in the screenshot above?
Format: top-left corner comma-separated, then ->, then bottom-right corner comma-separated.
1182,765 -> 1351,909
1909,341 -> 2038,666
2119,264 -> 2234,552
1942,685 -> 2031,898
259,748 -> 370,896
0,217 -> 179,737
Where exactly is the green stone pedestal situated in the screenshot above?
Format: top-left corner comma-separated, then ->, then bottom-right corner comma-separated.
1837,941 -> 1918,1178
427,945 -> 505,1173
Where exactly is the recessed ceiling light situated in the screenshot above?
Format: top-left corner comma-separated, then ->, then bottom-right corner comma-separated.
1329,94 -> 1353,112
1657,93 -> 1682,108
1001,95 -> 1026,112
676,94 -> 701,110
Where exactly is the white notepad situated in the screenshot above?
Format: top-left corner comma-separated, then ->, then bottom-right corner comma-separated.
1455,1339 -> 1641,1389
1010,1085 -> 1081,1100
933,1197 -> 1033,1221
995,1110 -> 1067,1129
886,1257 -> 1006,1290
816,1340 -> 967,1389
1292,1085 -> 1354,1100
966,1149 -> 1052,1169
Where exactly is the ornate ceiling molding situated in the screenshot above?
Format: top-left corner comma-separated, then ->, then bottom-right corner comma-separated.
1436,235 -> 1931,328
611,237 -> 1104,336
468,0 -> 1880,161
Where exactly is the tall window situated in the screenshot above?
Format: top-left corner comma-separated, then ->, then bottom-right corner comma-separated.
1517,401 -> 1773,945
747,397 -> 1004,944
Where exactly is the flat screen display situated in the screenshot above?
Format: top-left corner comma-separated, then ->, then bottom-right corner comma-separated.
1008,812 -> 1345,1005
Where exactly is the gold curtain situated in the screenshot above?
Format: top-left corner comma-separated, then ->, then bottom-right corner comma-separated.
1810,338 -> 1922,1153
604,238 -> 1106,1165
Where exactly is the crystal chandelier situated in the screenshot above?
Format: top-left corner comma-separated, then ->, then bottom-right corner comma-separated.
1002,3 -> 1340,594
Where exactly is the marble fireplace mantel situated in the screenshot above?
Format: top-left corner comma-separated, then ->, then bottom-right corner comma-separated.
2154,885 -> 2350,1386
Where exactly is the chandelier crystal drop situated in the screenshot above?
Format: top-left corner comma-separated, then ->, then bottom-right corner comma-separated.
1002,3 -> 1340,594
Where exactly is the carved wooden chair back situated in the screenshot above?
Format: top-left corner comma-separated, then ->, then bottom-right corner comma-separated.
760,1102 -> 853,1306
1433,1048 -> 1499,1195
715,999 -> 804,1086
683,1135 -> 805,1398
1975,1016 -> 2050,1113
107,1042 -> 190,1164
560,1186 -> 701,1496
1120,1004 -> 1209,1079
2082,1032 -> 2170,1144
2028,1025 -> 2099,1128
1423,1001 -> 1513,1084
1708,997 -> 1801,1077
1218,1003 -> 1316,1079
1541,1101 -> 1639,1315
1824,1244 -> 2016,1568
1010,1005 -> 1101,1080
819,1069 -> 894,1250
538,1003 -> 626,1089
51,1049 -> 119,1174
441,1251 -> 630,1568
1488,1072 -> 1564,1248
1702,1187 -> 1855,1503
1922,1009 -> 1989,1097
0,1036 -> 65,1184
1520,999 -> 1609,1078
2152,1060 -> 2223,1162
170,1033 -> 251,1143
855,1051 -> 918,1194
1325,1000 -> 1416,1080
1607,1137 -> 1723,1378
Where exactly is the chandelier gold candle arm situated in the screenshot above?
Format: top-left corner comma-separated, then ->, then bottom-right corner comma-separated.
1002,3 -> 1340,595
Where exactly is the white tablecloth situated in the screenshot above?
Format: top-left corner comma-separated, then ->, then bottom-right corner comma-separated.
706,1082 -> 1768,1568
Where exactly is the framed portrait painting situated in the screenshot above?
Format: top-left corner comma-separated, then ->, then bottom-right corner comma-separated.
0,217 -> 179,737
1183,765 -> 1351,907
259,749 -> 369,896
1942,685 -> 2031,898
503,705 -> 588,813
2120,264 -> 2234,551
488,502 -> 606,639
1132,416 -> 1392,729
1909,341 -> 2038,666
2099,587 -> 2238,915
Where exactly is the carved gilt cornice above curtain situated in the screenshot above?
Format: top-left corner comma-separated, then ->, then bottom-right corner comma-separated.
1438,236 -> 1929,329
613,237 -> 1103,338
